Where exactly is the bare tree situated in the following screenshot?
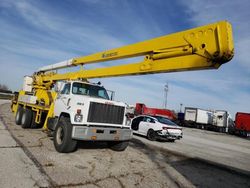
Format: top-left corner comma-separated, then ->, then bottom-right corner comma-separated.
0,84 -> 9,90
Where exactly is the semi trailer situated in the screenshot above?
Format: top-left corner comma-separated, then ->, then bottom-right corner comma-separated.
212,110 -> 234,133
128,103 -> 176,120
232,112 -> 250,137
184,107 -> 214,129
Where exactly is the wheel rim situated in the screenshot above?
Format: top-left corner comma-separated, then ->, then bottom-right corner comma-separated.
148,130 -> 155,140
56,126 -> 64,145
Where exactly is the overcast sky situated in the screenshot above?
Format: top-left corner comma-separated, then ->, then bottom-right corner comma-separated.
0,0 -> 250,118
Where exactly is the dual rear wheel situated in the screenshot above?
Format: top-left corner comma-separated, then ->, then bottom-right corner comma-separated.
15,106 -> 38,128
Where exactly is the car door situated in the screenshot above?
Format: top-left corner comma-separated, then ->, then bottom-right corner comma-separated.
54,83 -> 71,117
139,116 -> 155,136
131,116 -> 144,133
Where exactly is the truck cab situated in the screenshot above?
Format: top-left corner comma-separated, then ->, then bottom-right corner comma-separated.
54,81 -> 130,127
48,80 -> 132,152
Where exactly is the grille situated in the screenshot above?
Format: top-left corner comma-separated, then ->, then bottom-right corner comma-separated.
87,102 -> 125,124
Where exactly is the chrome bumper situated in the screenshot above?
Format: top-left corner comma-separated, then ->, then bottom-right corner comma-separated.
72,126 -> 133,141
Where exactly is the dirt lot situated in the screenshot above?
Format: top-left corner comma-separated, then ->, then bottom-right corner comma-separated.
1,102 -> 250,188
135,127 -> 250,173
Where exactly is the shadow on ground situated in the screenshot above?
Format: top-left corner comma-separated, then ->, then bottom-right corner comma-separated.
131,137 -> 250,188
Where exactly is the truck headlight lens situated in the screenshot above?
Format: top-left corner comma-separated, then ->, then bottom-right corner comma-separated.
74,114 -> 83,122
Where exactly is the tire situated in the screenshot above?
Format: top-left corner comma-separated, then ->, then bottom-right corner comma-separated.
21,108 -> 32,128
219,127 -> 223,133
147,129 -> 156,141
30,112 -> 39,129
228,128 -> 234,135
15,106 -> 24,125
108,141 -> 129,151
53,116 -> 77,153
243,131 -> 247,137
168,139 -> 175,142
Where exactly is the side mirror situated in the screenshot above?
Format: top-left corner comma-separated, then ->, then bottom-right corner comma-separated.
107,90 -> 115,101
55,86 -> 60,93
54,81 -> 65,93
110,92 -> 115,100
56,92 -> 61,99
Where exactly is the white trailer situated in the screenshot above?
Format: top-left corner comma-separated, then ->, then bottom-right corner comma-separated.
184,107 -> 214,128
213,110 -> 234,133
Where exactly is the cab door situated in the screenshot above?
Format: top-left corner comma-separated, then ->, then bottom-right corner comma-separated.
54,83 -> 71,117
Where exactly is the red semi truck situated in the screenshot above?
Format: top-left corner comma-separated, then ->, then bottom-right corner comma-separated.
134,103 -> 176,120
234,112 -> 250,137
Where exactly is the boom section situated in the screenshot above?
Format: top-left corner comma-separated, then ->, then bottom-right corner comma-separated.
37,21 -> 233,85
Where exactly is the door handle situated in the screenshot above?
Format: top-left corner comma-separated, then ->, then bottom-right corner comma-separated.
67,98 -> 71,106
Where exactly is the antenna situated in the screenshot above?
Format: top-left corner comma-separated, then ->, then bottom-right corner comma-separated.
163,82 -> 169,109
180,103 -> 183,112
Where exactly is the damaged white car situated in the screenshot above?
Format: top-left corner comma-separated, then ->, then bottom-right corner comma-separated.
131,115 -> 182,141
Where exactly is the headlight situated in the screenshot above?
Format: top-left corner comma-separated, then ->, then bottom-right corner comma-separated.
74,114 -> 83,122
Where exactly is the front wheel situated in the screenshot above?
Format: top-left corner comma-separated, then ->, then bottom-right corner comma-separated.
53,116 -> 77,153
147,129 -> 156,141
108,141 -> 129,151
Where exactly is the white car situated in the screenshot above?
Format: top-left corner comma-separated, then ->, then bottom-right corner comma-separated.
131,115 -> 183,141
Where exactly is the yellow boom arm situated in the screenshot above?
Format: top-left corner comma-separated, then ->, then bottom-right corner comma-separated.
35,20 -> 233,87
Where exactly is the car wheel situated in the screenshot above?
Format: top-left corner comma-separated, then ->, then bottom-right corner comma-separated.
53,116 -> 77,153
15,106 -> 24,125
147,129 -> 156,141
108,141 -> 129,151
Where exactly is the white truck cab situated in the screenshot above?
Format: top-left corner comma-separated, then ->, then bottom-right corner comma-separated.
48,80 -> 132,152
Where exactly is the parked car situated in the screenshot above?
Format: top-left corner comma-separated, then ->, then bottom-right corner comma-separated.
131,115 -> 182,141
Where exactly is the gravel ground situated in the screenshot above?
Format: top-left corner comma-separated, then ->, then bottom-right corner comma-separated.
1,101 -> 250,188
0,102 -> 192,188
134,127 -> 250,173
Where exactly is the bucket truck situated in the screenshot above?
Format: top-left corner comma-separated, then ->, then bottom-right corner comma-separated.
11,21 -> 234,153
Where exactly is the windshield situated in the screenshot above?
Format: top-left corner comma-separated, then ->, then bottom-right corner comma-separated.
154,116 -> 177,126
72,82 -> 109,100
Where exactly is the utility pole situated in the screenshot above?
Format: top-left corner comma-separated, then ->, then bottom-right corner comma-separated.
163,83 -> 169,109
180,103 -> 183,112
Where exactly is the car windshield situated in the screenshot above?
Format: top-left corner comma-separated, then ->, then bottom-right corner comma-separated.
154,116 -> 177,126
72,82 -> 109,100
